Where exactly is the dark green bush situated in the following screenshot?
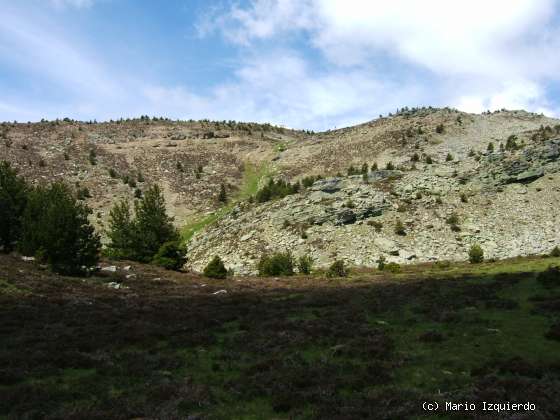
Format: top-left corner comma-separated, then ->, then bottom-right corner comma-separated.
550,246 -> 560,258
327,260 -> 348,278
446,212 -> 460,231
257,251 -> 294,276
256,179 -> 299,203
385,262 -> 401,273
297,255 -> 314,274
468,244 -> 484,264
203,255 -> 228,279
152,241 -> 186,271
0,161 -> 28,251
76,187 -> 91,200
19,182 -> 100,274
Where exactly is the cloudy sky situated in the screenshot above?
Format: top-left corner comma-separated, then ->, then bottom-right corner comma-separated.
1,0 -> 559,130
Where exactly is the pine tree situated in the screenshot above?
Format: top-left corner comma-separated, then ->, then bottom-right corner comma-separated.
203,255 -> 228,278
107,199 -> 136,259
0,161 -> 28,251
468,244 -> 484,263
19,182 -> 100,274
132,185 -> 179,262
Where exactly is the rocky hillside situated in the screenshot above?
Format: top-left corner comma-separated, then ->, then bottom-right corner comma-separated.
1,108 -> 559,274
0,118 -> 304,236
186,108 -> 560,274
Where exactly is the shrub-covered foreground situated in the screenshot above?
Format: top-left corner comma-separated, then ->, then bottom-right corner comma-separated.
2,255 -> 560,419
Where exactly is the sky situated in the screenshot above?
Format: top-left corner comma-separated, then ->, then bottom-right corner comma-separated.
1,0 -> 559,130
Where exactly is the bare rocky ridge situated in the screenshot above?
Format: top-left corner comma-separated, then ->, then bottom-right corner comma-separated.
1,108 -> 559,274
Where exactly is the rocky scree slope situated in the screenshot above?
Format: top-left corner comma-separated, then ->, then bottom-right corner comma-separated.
186,109 -> 560,274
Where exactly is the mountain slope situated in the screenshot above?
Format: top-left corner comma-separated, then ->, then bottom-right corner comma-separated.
1,108 -> 559,274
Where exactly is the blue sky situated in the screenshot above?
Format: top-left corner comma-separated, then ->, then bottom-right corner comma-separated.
1,0 -> 559,130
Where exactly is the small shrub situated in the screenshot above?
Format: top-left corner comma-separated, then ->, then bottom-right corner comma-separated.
435,196 -> 443,204
394,219 -> 406,236
203,255 -> 228,279
505,135 -> 519,151
446,153 -> 453,161
468,244 -> 484,264
550,246 -> 560,257
88,149 -> 97,165
218,183 -> 227,203
386,161 -> 395,170
297,255 -> 314,274
152,241 -> 187,271
446,212 -> 459,225
460,193 -> 468,203
134,188 -> 142,199
367,220 -> 383,232
468,149 -> 475,157
377,255 -> 386,270
385,262 -> 401,273
411,153 -> 419,162
487,142 -> 494,152
436,124 -> 444,134
108,168 -> 117,178
327,260 -> 348,278
257,252 -> 294,276
425,155 -> 433,164
76,187 -> 91,200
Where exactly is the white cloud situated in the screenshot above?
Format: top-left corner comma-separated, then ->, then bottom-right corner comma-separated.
139,51 -> 427,129
206,0 -> 560,121
1,1 -> 559,129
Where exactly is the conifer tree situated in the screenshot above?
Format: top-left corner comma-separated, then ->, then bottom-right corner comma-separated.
19,182 -> 100,274
0,161 -> 28,251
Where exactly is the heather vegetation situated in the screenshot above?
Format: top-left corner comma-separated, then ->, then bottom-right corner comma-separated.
3,254 -> 560,418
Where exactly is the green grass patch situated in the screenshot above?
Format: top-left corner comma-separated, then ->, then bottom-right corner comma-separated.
181,162 -> 269,242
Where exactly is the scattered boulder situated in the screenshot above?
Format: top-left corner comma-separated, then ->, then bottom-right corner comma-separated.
336,209 -> 357,225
